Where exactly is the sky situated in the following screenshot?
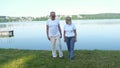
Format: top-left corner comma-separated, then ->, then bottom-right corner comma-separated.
0,0 -> 120,17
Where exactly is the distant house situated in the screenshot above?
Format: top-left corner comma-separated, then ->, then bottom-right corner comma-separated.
0,16 -> 7,18
78,15 -> 83,19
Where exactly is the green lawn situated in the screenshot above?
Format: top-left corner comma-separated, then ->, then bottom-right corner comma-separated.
0,48 -> 120,68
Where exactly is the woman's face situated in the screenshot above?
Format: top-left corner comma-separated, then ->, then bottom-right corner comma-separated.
66,17 -> 71,24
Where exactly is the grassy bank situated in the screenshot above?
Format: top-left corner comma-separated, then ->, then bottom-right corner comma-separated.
0,49 -> 120,68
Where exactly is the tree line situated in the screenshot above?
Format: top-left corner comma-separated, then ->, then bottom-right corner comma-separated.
0,13 -> 120,23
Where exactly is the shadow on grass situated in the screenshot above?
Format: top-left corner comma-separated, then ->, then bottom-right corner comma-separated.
0,49 -> 120,68
0,49 -> 51,68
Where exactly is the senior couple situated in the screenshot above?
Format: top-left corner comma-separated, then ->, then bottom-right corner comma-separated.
46,11 -> 77,61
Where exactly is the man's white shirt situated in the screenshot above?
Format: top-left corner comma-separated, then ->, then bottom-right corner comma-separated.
46,19 -> 60,37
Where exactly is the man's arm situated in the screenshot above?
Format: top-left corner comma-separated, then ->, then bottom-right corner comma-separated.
46,25 -> 50,40
58,24 -> 62,38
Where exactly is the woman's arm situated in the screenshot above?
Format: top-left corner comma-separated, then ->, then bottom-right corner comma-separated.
74,29 -> 77,42
64,30 -> 66,42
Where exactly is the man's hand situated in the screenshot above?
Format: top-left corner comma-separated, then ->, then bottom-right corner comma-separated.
47,36 -> 50,40
60,34 -> 62,38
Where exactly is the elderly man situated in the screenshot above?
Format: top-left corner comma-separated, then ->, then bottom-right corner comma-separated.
46,11 -> 64,59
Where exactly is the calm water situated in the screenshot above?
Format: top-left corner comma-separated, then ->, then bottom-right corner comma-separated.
0,19 -> 120,50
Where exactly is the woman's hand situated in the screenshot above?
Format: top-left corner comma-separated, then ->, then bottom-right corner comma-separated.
64,38 -> 66,42
74,38 -> 77,42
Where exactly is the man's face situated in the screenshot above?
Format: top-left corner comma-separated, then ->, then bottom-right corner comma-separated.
50,13 -> 56,20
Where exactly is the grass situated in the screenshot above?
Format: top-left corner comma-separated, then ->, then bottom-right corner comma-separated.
0,48 -> 120,68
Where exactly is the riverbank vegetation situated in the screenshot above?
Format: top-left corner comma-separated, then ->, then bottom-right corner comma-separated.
0,13 -> 120,23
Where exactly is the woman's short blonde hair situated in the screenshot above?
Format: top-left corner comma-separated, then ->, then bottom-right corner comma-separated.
65,16 -> 72,24
65,16 -> 71,20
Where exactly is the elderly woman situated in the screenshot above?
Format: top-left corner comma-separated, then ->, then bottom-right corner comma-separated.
64,16 -> 77,61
